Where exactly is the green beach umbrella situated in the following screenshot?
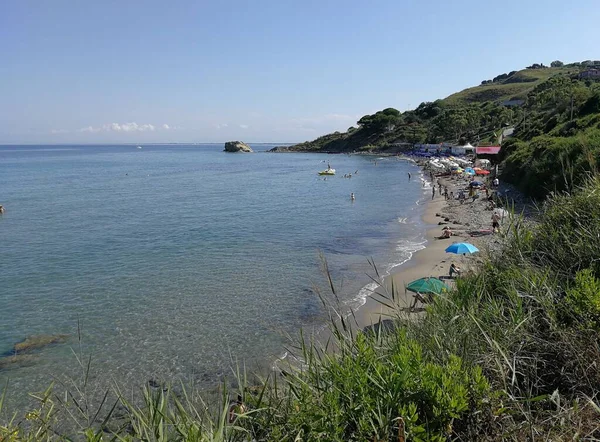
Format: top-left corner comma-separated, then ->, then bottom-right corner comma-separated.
405,277 -> 449,295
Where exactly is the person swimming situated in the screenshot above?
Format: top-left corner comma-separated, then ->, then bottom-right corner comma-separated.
350,192 -> 355,200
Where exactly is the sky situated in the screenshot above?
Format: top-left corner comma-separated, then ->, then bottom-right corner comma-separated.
1,0 -> 599,144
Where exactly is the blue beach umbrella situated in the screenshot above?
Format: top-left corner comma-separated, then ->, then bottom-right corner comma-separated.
469,181 -> 483,187
464,167 -> 476,175
445,242 -> 479,255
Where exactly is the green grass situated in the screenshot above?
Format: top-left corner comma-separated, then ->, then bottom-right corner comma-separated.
443,67 -> 576,105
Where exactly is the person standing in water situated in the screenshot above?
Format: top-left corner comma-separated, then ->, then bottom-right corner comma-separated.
350,192 -> 355,201
408,172 -> 411,181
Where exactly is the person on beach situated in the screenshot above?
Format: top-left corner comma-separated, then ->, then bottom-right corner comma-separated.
492,212 -> 501,232
443,187 -> 448,200
493,177 -> 499,188
432,186 -> 436,200
408,172 -> 411,181
440,227 -> 452,239
458,190 -> 466,204
449,263 -> 461,278
228,394 -> 247,424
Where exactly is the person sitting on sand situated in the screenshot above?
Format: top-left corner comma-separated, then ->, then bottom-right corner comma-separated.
440,227 -> 452,239
449,263 -> 461,278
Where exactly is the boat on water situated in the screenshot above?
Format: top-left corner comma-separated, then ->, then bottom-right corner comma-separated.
318,167 -> 336,175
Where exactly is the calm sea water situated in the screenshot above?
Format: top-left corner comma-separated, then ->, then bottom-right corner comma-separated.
0,144 -> 427,406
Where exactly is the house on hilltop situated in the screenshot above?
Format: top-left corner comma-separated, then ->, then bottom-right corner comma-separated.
579,69 -> 600,79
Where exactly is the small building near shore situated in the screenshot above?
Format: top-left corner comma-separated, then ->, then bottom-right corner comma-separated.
451,143 -> 476,156
475,146 -> 501,155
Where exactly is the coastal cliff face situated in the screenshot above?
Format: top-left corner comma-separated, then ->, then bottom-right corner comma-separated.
224,141 -> 253,153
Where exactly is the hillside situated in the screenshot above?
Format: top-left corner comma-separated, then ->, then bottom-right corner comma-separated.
273,60 -> 600,199
443,66 -> 578,105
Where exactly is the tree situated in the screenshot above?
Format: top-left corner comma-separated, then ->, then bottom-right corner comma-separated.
551,60 -> 564,67
357,108 -> 401,132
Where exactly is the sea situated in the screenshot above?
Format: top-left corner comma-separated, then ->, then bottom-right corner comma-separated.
0,143 -> 429,408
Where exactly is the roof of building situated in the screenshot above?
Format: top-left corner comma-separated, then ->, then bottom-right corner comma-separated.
476,146 -> 501,154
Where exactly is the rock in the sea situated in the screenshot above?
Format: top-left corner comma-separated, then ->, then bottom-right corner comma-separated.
224,141 -> 253,153
13,334 -> 69,354
0,354 -> 39,371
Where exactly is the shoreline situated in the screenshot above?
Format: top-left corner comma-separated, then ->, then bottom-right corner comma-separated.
355,166 -> 500,329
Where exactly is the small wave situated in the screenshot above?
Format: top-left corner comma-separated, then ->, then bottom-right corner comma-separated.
348,238 -> 427,310
397,217 -> 408,224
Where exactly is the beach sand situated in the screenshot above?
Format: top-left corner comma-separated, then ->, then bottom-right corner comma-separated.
356,173 -> 495,329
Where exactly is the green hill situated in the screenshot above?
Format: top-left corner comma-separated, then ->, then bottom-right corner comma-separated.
443,66 -> 578,105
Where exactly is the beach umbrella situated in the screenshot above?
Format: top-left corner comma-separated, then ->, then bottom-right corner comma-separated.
469,181 -> 483,187
406,277 -> 449,295
445,242 -> 479,255
464,167 -> 476,175
476,169 -> 491,175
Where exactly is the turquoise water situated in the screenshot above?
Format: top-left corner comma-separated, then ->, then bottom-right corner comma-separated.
0,144 -> 427,405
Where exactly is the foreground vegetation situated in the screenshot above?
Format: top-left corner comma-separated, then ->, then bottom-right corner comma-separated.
4,177 -> 600,440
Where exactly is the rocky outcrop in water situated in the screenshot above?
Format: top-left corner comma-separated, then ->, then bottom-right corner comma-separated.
224,141 -> 253,153
13,334 -> 69,353
0,334 -> 69,371
0,354 -> 39,370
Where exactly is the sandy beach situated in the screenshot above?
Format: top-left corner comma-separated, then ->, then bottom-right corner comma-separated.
356,167 -> 508,328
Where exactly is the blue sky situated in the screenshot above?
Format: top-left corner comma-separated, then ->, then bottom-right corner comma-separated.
1,0 -> 599,144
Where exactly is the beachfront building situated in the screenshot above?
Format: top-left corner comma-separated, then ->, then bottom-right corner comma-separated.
413,143 -> 453,155
475,146 -> 501,155
451,143 -> 476,156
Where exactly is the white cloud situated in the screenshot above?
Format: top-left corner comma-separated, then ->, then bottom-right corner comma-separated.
79,125 -> 101,133
75,122 -> 158,133
50,128 -> 70,134
162,124 -> 170,130
239,124 -> 249,129
108,122 -> 155,132
215,123 -> 228,129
